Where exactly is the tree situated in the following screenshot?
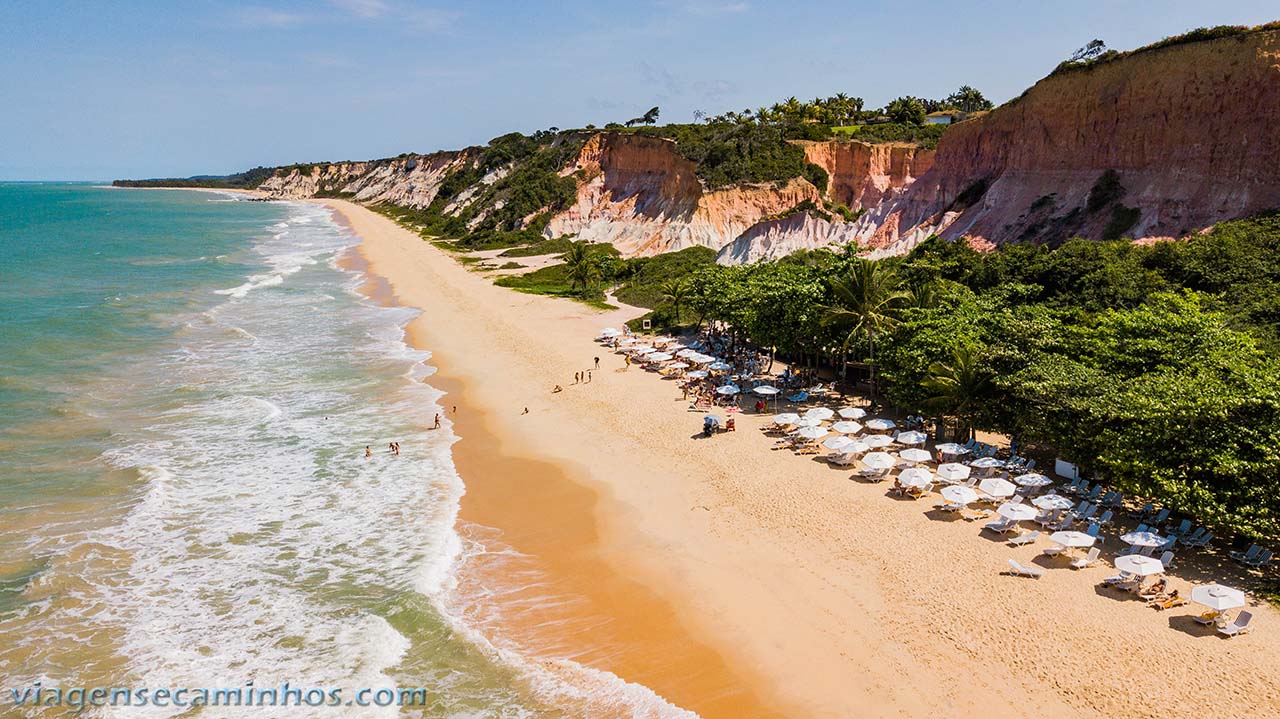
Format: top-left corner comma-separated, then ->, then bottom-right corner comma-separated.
821,259 -> 911,396
1069,39 -> 1108,63
564,241 -> 602,292
921,345 -> 994,440
642,106 -> 660,125
660,278 -> 690,323
945,85 -> 993,113
885,96 -> 927,126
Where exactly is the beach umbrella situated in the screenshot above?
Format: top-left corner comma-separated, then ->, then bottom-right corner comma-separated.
841,440 -> 869,455
896,430 -> 927,445
715,384 -> 740,395
837,407 -> 867,420
793,426 -> 827,440
1050,530 -> 1096,550
630,345 -> 654,354
647,352 -> 674,362
686,370 -> 709,379
1191,584 -> 1246,612
865,418 -> 896,431
666,362 -> 690,370
772,412 -> 801,425
862,434 -> 893,448
1014,473 -> 1053,488
831,421 -> 863,435
898,467 -> 935,489
941,485 -> 979,505
899,448 -> 932,464
970,457 -> 1004,469
752,385 -> 780,396
708,361 -> 733,372
804,407 -> 835,421
703,413 -> 722,427
1121,531 -> 1166,548
935,442 -> 970,455
823,435 -> 857,451
598,328 -> 620,338
689,353 -> 714,364
676,348 -> 699,358
998,502 -> 1039,521
861,452 -> 897,470
979,477 -> 1017,498
1115,555 -> 1166,577
1032,493 -> 1075,511
936,462 -> 971,482
795,417 -> 824,428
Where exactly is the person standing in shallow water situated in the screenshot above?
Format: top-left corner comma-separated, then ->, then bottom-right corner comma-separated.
365,446 -> 371,458
433,413 -> 441,429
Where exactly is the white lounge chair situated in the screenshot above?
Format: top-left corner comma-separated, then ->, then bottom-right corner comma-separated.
1218,611 -> 1253,638
1005,559 -> 1044,579
1041,543 -> 1067,557
1008,530 -> 1040,547
1071,547 -> 1101,569
984,517 -> 1018,534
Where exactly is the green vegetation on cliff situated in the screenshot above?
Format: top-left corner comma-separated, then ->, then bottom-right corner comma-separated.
111,166 -> 275,190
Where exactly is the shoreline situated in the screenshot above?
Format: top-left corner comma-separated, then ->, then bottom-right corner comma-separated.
319,197 -> 1280,719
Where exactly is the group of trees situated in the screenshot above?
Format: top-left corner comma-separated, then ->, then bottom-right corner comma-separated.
626,216 -> 1280,542
689,86 -> 993,131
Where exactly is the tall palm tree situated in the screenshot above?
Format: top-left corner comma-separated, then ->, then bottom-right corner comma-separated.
661,278 -> 690,323
821,259 -> 910,396
563,241 -> 601,292
921,346 -> 993,440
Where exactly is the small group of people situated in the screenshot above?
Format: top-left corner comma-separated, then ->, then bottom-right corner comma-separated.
365,442 -> 401,457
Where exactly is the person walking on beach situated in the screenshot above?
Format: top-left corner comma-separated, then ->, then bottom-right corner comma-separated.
522,407 -> 529,415
624,355 -> 631,369
586,370 -> 592,383
574,372 -> 580,384
433,414 -> 441,429
594,356 -> 600,369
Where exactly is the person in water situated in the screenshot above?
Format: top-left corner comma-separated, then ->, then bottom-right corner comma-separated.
433,413 -> 441,429
365,446 -> 372,458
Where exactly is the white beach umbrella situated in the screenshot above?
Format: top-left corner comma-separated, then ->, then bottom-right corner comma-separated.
1121,531 -> 1166,548
823,435 -> 857,451
862,434 -> 893,448
1032,493 -> 1075,511
837,407 -> 867,420
831,421 -> 863,435
1051,530 -> 1096,547
804,407 -> 835,421
941,485 -> 979,505
752,385 -> 780,396
676,348 -> 700,358
715,384 -> 740,395
861,452 -> 897,470
998,502 -> 1039,521
708,361 -> 733,372
936,463 -> 971,482
795,417 -> 824,428
647,352 -> 675,362
689,353 -> 715,364
935,442 -> 970,455
841,440 -> 869,455
773,412 -> 802,425
896,431 -> 928,445
630,345 -> 654,354
666,362 -> 690,370
793,426 -> 827,440
865,418 -> 897,431
970,457 -> 1005,469
686,370 -> 709,379
598,328 -> 620,337
1114,555 -> 1166,577
979,477 -> 1017,498
899,447 -> 933,464
1191,584 -> 1246,612
898,467 -> 935,489
1014,473 -> 1054,488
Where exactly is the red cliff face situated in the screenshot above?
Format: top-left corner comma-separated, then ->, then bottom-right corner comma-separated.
862,28 -> 1280,253
795,140 -> 934,210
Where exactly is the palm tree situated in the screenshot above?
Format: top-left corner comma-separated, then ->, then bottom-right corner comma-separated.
563,241 -> 601,292
921,345 -> 993,440
661,278 -> 690,323
820,259 -> 910,396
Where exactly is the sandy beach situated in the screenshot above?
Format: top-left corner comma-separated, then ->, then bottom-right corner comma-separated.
322,198 -> 1280,719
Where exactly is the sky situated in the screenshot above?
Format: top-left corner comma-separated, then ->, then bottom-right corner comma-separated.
2,0 -> 1277,180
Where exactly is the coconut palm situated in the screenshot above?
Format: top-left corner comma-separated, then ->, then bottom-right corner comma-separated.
563,241 -> 601,292
820,259 -> 910,396
921,345 -> 994,440
661,278 -> 690,323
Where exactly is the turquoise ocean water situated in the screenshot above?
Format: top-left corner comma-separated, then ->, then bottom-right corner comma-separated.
0,185 -> 689,718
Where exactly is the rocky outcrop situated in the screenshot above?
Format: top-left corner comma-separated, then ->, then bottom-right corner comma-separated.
258,152 -> 469,208
795,140 -> 934,210
716,212 -> 861,264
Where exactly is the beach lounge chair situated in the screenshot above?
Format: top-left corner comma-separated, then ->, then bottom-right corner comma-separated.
1182,527 -> 1205,545
1081,485 -> 1103,503
1071,547 -> 1101,569
829,452 -> 858,466
1243,549 -> 1274,568
933,500 -> 964,512
984,517 -> 1018,535
1041,542 -> 1067,557
1152,594 -> 1189,611
1049,516 -> 1075,532
1151,508 -> 1170,526
1230,544 -> 1262,564
1194,610 -> 1222,626
1008,530 -> 1040,547
1023,458 -> 1036,471
1129,501 -> 1154,520
960,509 -> 993,522
1218,611 -> 1253,638
1158,550 -> 1175,569
1096,509 -> 1114,528
1085,523 -> 1103,545
856,467 -> 889,482
786,391 -> 808,403
1005,559 -> 1044,579
1075,504 -> 1098,522
1165,518 -> 1192,537
1062,478 -> 1084,495
1034,509 -> 1062,527
1184,530 -> 1212,549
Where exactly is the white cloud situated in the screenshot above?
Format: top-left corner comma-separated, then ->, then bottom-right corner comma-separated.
658,1 -> 750,15
328,0 -> 391,19
234,7 -> 307,28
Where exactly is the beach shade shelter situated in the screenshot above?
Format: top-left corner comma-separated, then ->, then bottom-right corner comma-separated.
936,463 -> 972,482
896,431 -> 928,445
831,421 -> 863,435
934,442 -> 970,456
970,457 -> 1005,469
686,370 -> 710,379
647,352 -> 675,362
861,452 -> 897,470
1191,584 -> 1246,613
773,413 -> 802,426
898,467 -> 935,489
708,361 -> 733,372
794,417 -> 824,428
899,448 -> 933,464
998,502 -> 1039,522
1015,473 -> 1054,489
1114,554 -> 1166,577
676,348 -> 700,358
804,407 -> 835,421
979,477 -> 1017,499
1050,530 -> 1097,549
837,407 -> 868,420
598,328 -> 621,338
752,385 -> 780,396
793,426 -> 827,441
666,362 -> 690,370
1121,531 -> 1167,548
941,485 -> 979,506
1032,494 -> 1075,511
865,418 -> 897,432
823,435 -> 858,452
862,434 -> 893,448
715,384 -> 741,395
629,345 -> 655,354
